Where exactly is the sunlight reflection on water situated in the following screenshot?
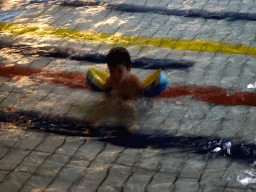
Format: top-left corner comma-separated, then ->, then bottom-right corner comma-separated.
0,0 -> 24,12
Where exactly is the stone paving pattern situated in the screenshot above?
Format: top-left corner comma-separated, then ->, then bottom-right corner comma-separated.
0,0 -> 256,191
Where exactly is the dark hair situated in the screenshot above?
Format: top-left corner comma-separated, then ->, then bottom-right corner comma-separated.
106,47 -> 131,69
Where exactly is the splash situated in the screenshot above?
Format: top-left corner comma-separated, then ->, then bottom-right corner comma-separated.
237,170 -> 256,185
247,82 -> 256,89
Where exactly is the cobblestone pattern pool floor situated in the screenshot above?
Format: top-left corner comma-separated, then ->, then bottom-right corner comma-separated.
0,0 -> 256,191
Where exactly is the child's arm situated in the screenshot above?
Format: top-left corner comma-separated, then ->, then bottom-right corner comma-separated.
102,77 -> 116,100
132,75 -> 144,98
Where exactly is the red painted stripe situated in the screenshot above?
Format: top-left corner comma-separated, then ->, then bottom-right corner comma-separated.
157,86 -> 256,107
1,64 -> 256,107
0,64 -> 89,90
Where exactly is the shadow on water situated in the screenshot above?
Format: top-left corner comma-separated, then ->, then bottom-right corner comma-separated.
1,110 -> 256,162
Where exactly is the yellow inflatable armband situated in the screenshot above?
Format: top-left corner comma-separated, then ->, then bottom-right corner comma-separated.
86,67 -> 170,97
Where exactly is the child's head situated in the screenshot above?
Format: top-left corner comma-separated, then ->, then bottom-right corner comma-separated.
106,47 -> 132,82
106,47 -> 131,70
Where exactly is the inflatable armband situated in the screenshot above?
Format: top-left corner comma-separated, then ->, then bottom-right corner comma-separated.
86,67 -> 170,97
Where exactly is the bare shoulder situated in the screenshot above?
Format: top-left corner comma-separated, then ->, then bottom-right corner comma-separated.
126,73 -> 144,94
127,73 -> 143,85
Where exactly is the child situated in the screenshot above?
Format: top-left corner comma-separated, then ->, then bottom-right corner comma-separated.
86,47 -> 144,134
103,47 -> 143,100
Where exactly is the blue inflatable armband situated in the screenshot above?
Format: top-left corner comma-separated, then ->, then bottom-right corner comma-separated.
143,69 -> 170,97
86,67 -> 170,97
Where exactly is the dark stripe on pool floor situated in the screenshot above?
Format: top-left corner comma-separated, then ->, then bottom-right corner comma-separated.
61,0 -> 256,21
0,42 -> 194,70
28,0 -> 56,4
0,109 -> 255,162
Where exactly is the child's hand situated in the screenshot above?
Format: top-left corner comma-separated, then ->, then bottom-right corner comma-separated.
111,90 -> 118,99
105,90 -> 122,103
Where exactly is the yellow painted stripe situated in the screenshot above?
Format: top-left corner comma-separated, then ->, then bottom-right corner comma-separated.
0,23 -> 255,56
